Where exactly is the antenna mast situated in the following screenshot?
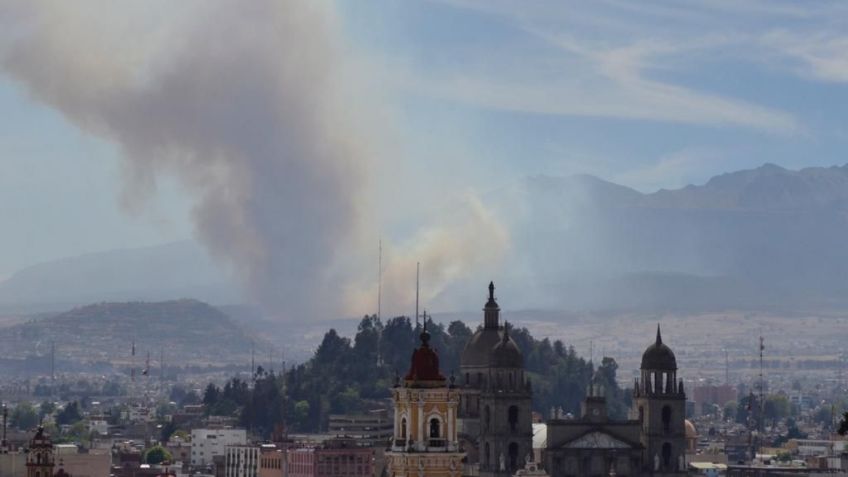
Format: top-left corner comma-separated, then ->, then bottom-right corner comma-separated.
415,262 -> 420,327
378,240 -> 382,321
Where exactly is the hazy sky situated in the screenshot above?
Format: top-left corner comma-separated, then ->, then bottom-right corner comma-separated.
1,0 -> 847,282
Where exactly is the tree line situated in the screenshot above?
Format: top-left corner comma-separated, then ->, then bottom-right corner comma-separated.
202,315 -> 629,437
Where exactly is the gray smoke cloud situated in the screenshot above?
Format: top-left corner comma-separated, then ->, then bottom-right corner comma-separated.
0,1 -> 376,319
0,0 -> 509,319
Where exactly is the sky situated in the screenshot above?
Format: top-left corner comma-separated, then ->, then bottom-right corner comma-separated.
0,0 -> 847,313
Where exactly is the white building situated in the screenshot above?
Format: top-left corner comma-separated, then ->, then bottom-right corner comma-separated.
225,445 -> 260,477
191,428 -> 247,467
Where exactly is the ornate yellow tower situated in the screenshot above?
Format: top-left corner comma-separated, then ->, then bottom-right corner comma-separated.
387,324 -> 465,477
26,426 -> 55,477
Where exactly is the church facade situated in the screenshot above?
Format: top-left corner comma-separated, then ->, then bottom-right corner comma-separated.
458,283 -> 533,477
544,326 -> 688,477
388,283 -> 689,477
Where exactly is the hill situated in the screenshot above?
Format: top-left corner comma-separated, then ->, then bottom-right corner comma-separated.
0,241 -> 240,313
0,299 -> 262,373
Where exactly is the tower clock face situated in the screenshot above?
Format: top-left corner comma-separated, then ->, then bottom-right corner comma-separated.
592,408 -> 600,416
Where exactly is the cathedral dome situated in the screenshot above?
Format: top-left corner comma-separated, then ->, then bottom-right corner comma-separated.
685,419 -> 697,439
461,328 -> 503,367
641,325 -> 677,370
489,326 -> 523,368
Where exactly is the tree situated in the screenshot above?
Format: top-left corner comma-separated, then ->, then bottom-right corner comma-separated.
144,445 -> 173,464
11,403 -> 39,430
764,395 -> 790,422
39,401 -> 56,419
723,401 -> 738,421
56,401 -> 82,426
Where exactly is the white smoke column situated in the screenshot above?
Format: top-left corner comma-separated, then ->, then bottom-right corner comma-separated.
0,1 -> 377,319
347,194 -> 510,315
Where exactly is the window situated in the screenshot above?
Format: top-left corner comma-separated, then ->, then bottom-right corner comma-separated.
662,406 -> 671,432
484,443 -> 490,467
508,406 -> 519,432
638,406 -> 644,423
662,443 -> 672,469
401,418 -> 407,440
429,418 -> 440,438
484,406 -> 491,431
508,442 -> 519,471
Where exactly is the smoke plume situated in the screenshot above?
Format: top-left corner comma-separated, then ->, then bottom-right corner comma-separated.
0,1 -> 509,319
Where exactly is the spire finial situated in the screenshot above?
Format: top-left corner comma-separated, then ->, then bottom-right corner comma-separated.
656,323 -> 662,345
420,314 -> 430,346
489,281 -> 495,300
503,321 -> 510,341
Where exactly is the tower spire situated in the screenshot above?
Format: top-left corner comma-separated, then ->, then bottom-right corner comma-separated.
655,324 -> 662,345
483,281 -> 500,329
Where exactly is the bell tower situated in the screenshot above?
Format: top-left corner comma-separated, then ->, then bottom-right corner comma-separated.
26,426 -> 55,477
387,324 -> 465,477
633,325 -> 687,476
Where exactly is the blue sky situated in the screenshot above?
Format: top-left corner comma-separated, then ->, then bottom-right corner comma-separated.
1,0 -> 847,277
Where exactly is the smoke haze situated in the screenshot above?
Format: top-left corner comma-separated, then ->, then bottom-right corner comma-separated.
0,1 -> 508,319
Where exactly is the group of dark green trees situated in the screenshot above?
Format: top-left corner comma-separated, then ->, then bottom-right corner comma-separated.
201,315 -> 629,438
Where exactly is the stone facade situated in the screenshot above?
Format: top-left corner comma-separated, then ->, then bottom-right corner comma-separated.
459,283 -> 533,477
544,326 -> 688,477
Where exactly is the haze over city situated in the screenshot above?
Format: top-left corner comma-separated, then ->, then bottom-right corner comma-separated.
1,2 -> 848,477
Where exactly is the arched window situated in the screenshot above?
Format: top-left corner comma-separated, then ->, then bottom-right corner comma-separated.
508,442 -> 519,470
508,406 -> 519,432
662,406 -> 672,432
484,405 -> 491,431
662,443 -> 672,468
401,418 -> 407,440
638,406 -> 644,423
429,418 -> 441,439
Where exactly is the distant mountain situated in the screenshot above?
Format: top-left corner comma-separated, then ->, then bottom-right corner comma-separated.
466,163 -> 848,312
0,299 -> 263,372
0,241 -> 241,312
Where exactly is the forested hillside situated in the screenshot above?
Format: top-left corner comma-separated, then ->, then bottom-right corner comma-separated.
202,315 -> 631,437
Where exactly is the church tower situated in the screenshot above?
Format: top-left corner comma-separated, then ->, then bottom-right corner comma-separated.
633,326 -> 687,476
26,426 -> 55,477
460,283 -> 532,477
386,324 -> 465,477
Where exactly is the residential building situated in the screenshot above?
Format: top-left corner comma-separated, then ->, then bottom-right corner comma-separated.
191,429 -> 247,467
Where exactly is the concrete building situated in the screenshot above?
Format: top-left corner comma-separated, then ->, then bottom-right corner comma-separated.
191,429 -> 247,467
258,444 -> 285,477
288,439 -> 374,477
329,409 -> 393,447
225,445 -> 260,477
693,385 -> 737,416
